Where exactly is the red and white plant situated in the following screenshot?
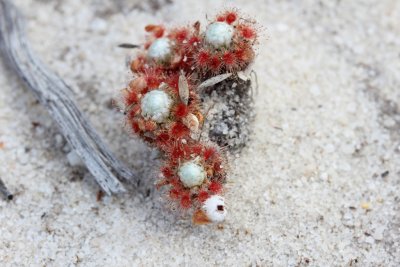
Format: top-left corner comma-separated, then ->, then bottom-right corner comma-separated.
121,9 -> 258,224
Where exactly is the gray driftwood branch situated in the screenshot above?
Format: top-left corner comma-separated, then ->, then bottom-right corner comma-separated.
0,0 -> 138,195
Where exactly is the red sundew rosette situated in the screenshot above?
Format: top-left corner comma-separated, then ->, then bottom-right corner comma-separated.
194,10 -> 258,75
130,23 -> 202,75
120,9 -> 260,225
157,140 -> 227,215
122,72 -> 202,146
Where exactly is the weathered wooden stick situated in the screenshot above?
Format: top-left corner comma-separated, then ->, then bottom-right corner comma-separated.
0,0 -> 138,195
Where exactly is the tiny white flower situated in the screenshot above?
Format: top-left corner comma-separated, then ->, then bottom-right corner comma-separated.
178,160 -> 206,188
141,90 -> 172,123
202,195 -> 227,222
147,38 -> 172,60
205,22 -> 234,48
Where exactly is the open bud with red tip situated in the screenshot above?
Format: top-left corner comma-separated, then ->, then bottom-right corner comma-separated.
193,195 -> 227,224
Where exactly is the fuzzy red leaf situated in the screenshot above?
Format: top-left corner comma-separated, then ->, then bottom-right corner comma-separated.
209,181 -> 222,193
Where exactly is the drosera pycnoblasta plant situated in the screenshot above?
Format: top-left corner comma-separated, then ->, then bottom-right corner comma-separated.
130,9 -> 258,78
120,9 -> 258,225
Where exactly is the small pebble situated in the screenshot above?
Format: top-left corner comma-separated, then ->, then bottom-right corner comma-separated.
67,151 -> 84,167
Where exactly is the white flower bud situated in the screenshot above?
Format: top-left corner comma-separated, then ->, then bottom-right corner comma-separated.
178,160 -> 206,188
205,22 -> 234,48
141,90 -> 172,123
147,38 -> 172,60
202,195 -> 227,222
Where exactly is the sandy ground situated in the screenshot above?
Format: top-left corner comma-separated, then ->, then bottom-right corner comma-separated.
0,0 -> 400,266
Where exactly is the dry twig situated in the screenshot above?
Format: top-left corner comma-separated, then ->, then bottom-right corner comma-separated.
0,0 -> 138,195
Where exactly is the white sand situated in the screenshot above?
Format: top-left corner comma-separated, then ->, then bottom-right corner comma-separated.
1,0 -> 399,266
